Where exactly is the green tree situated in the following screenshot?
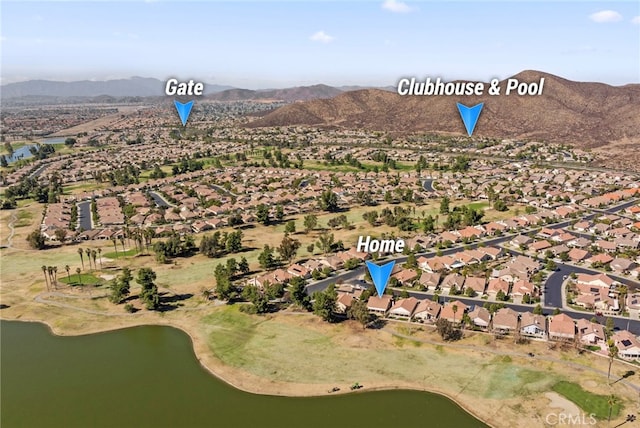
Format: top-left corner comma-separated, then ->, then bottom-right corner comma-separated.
284,220 -> 296,234
439,196 -> 450,215
318,190 -> 339,212
136,268 -> 159,310
278,234 -> 301,263
289,276 -> 309,309
214,264 -> 235,300
348,299 -> 374,329
27,229 -> 46,250
315,231 -> 335,255
256,203 -> 270,225
312,285 -> 337,322
303,214 -> 318,233
238,257 -> 250,275
533,304 -> 543,315
275,204 -> 284,222
258,245 -> 276,270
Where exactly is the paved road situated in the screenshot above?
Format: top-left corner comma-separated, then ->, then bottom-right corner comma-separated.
77,201 -> 92,231
148,191 -> 172,208
422,179 -> 435,192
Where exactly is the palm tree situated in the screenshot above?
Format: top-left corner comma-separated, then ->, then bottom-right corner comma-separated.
607,339 -> 618,385
85,248 -> 92,270
452,303 -> 458,325
91,250 -> 97,271
77,248 -> 84,270
110,237 -> 118,259
119,236 -> 126,254
97,249 -> 102,269
52,266 -> 58,289
75,267 -> 82,285
47,266 -> 53,287
65,265 -> 71,282
201,287 -> 212,302
607,394 -> 617,426
41,265 -> 49,291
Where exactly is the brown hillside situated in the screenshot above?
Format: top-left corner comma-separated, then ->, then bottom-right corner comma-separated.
246,71 -> 640,148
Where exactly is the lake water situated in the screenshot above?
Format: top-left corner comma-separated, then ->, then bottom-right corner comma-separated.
0,320 -> 488,428
4,138 -> 65,163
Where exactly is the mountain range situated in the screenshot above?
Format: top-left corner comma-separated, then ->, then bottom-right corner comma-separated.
246,71 -> 640,149
0,77 -> 233,99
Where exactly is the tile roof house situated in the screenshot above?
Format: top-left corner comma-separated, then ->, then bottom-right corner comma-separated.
367,295 -> 392,315
468,306 -> 491,330
520,312 -> 546,338
492,308 -> 519,334
548,313 -> 576,341
388,297 -> 420,319
612,330 -> 640,361
576,319 -> 606,345
413,300 -> 441,323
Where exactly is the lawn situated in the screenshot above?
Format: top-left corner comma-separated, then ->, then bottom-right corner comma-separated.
13,210 -> 34,228
103,248 -> 140,259
552,381 -> 620,420
59,273 -> 104,286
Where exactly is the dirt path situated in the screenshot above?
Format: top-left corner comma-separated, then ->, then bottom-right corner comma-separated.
3,210 -> 17,248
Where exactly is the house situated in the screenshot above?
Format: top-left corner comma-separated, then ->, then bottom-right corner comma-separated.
492,308 -> 519,334
486,278 -> 510,299
388,297 -> 419,320
548,313 -> 576,341
612,330 -> 640,361
287,263 -> 311,279
587,253 -> 613,266
413,300 -> 441,323
439,301 -> 468,325
610,258 -> 636,274
418,272 -> 441,291
567,248 -> 590,263
510,235 -> 533,248
512,280 -> 536,300
467,306 -> 491,330
530,240 -> 552,253
576,319 -> 606,346
575,273 -> 614,289
464,277 -> 486,295
440,273 -> 465,295
626,293 -> 640,311
335,294 -> 355,314
392,269 -> 419,286
366,295 -> 392,316
520,312 -> 546,338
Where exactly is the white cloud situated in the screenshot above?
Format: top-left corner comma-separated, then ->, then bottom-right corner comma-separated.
382,0 -> 412,13
310,30 -> 334,43
632,16 -> 640,25
589,10 -> 623,23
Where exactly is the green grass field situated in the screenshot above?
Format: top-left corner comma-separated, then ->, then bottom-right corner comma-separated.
13,210 -> 34,228
59,273 -> 104,286
103,248 -> 140,259
552,381 -> 620,420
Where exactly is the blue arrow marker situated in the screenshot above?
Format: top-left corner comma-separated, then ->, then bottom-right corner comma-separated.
365,260 -> 395,297
174,100 -> 194,126
456,102 -> 484,136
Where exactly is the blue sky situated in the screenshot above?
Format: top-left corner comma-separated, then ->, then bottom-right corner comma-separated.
2,1 -> 639,88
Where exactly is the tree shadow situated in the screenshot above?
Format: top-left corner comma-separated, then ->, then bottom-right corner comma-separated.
611,370 -> 635,385
0,304 -> 10,310
160,292 -> 193,304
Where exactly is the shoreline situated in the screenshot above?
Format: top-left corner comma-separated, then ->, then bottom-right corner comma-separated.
0,315 -> 494,427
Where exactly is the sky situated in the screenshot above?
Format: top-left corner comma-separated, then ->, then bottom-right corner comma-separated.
1,1 -> 639,88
